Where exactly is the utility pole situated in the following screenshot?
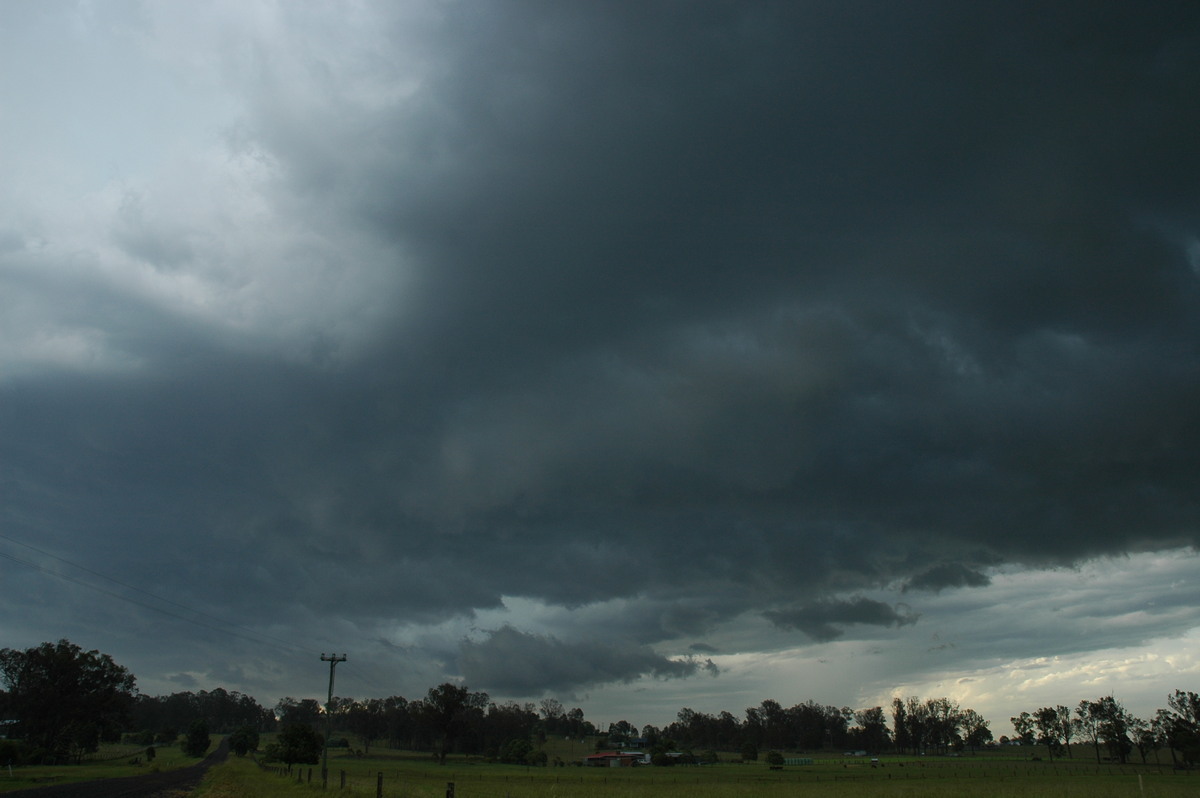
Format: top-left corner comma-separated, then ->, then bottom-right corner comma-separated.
320,653 -> 346,789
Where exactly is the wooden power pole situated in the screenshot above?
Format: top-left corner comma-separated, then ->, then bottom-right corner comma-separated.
321,653 -> 347,788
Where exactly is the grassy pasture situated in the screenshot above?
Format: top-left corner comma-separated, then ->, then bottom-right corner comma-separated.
0,740 -> 199,793
197,743 -> 1197,798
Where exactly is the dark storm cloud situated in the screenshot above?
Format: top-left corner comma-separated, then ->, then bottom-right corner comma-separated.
764,598 -> 920,643
2,0 -> 1199,702
903,564 -> 991,594
458,626 -> 718,694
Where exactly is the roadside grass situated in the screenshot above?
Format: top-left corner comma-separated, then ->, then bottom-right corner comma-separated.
0,741 -> 201,793
198,746 -> 1198,798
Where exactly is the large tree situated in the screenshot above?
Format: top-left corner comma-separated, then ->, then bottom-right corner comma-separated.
0,640 -> 136,763
960,709 -> 992,753
1162,690 -> 1200,766
853,707 -> 890,753
1075,700 -> 1104,763
1011,711 -> 1035,747
1093,696 -> 1133,764
346,698 -> 387,754
416,683 -> 488,764
1033,707 -> 1064,761
275,696 -> 323,728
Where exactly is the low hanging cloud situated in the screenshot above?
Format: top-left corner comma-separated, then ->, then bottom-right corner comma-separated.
457,626 -> 718,694
764,598 -> 921,643
902,563 -> 992,594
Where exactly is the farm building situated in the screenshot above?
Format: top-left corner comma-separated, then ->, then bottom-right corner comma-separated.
585,751 -> 647,767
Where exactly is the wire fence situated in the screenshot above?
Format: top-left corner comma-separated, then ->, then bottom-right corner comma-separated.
249,755 -> 1194,798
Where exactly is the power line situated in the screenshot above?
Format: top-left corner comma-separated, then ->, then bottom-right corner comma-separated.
0,533 -> 310,656
0,532 -> 409,700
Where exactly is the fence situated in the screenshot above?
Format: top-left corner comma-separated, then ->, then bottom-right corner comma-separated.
251,755 -> 1193,798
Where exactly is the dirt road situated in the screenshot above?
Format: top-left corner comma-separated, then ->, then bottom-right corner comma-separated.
2,740 -> 229,798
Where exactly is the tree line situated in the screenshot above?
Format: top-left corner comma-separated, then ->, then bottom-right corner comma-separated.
2,640 -> 1196,768
1009,692 -> 1200,767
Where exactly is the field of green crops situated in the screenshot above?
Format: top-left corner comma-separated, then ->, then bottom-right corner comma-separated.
195,745 -> 1197,798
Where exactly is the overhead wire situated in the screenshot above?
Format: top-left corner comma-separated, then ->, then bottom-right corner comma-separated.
0,532 -> 311,656
0,531 -> 408,699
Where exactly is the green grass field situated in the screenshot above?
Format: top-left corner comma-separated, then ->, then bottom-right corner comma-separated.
0,741 -> 200,793
193,741 -> 1197,798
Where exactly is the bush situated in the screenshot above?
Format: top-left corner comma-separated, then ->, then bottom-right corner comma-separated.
261,742 -> 283,763
229,726 -> 259,757
0,739 -> 32,766
500,738 -> 533,764
276,723 -> 322,765
183,719 -> 211,757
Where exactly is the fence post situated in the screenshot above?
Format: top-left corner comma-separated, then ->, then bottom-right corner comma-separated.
341,770 -> 346,789
446,781 -> 455,798
376,771 -> 383,798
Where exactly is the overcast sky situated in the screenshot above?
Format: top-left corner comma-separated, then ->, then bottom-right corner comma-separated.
2,1 -> 1198,735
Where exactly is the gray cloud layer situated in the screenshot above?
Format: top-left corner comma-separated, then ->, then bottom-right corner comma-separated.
1,1 -> 1197,704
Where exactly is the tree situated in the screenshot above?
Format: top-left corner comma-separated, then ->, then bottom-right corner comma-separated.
1164,690 -> 1200,766
183,719 -> 211,757
1075,700 -> 1104,764
924,698 -> 963,754
230,726 -> 260,757
1033,707 -> 1064,761
416,683 -> 488,764
0,640 -> 136,763
960,709 -> 992,753
499,737 -> 533,764
565,707 -> 592,739
1075,697 -> 1131,764
1053,705 -> 1075,758
891,698 -> 910,754
275,697 -> 323,728
1011,711 -> 1035,747
347,699 -> 387,754
276,723 -> 323,765
539,698 -> 565,728
904,697 -> 932,754
1093,696 -> 1132,764
1129,717 -> 1156,765
853,707 -> 890,753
